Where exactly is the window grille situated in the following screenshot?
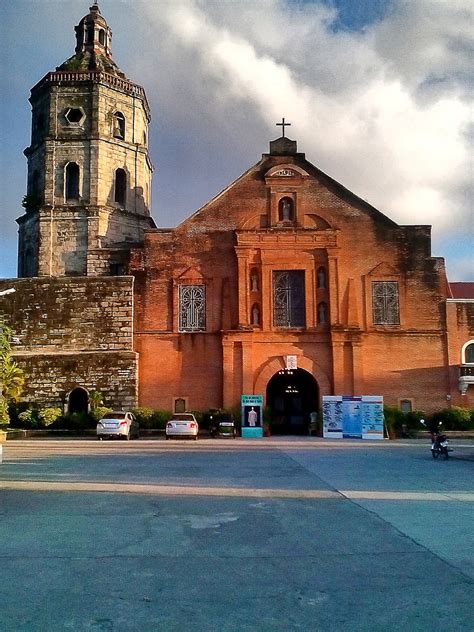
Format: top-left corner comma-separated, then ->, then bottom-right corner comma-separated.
372,281 -> 399,325
273,271 -> 305,327
179,285 -> 206,332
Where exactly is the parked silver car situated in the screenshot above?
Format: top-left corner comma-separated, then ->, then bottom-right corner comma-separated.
97,411 -> 139,440
165,413 -> 199,440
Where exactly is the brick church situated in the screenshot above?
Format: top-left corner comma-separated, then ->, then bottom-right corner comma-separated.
1,4 -> 473,429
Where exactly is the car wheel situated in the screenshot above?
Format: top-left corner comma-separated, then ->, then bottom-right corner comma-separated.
97,436 -> 103,441
166,435 -> 170,440
194,435 -> 198,441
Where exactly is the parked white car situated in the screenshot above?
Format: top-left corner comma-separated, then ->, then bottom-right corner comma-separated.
97,411 -> 139,440
165,413 -> 199,440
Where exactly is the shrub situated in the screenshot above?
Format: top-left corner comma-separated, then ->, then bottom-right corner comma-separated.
431,407 -> 474,431
90,406 -> 112,422
131,408 -> 172,429
51,411 -> 95,431
38,407 -> 62,427
18,408 -> 40,428
0,398 -> 9,428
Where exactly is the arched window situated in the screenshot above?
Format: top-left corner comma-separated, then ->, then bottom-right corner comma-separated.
251,303 -> 260,326
86,25 -> 94,44
114,168 -> 127,205
98,29 -> 105,45
113,111 -> 125,140
317,267 -> 326,289
65,162 -> 80,201
278,197 -> 294,222
317,302 -> 327,324
464,342 -> 474,364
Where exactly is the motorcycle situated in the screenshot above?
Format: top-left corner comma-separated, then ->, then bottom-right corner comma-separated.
420,419 -> 452,459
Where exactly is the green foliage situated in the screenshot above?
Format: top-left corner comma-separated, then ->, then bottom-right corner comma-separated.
384,406 -> 426,437
51,411 -> 95,431
38,407 -> 62,427
131,408 -> 172,429
89,391 -> 104,410
0,322 -> 25,428
18,409 -> 39,428
431,407 -> 474,431
90,406 -> 112,422
0,398 -> 9,428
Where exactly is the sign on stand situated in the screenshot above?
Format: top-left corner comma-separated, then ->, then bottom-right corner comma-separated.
322,396 -> 384,440
241,395 -> 263,438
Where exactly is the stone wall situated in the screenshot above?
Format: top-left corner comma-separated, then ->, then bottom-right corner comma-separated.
0,276 -> 137,409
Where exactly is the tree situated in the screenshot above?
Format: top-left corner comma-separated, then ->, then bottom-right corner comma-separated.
0,322 -> 24,428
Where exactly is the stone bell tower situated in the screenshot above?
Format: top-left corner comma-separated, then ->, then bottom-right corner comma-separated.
17,3 -> 155,277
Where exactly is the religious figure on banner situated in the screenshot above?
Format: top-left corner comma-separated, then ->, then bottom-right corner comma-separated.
247,407 -> 258,427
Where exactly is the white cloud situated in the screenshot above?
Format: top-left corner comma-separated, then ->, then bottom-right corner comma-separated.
138,0 -> 471,241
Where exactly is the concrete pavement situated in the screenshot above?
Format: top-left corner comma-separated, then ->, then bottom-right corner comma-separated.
0,437 -> 472,631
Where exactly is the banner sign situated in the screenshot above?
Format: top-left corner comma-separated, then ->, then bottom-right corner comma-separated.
241,395 -> 263,438
322,396 -> 384,440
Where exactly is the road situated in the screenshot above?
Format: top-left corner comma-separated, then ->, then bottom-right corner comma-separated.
0,437 -> 473,631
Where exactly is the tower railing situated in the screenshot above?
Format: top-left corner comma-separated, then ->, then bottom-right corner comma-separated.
31,71 -> 149,112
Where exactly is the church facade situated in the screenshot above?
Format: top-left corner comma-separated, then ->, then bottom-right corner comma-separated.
1,4 -> 473,428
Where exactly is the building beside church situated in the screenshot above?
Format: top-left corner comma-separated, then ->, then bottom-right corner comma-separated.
1,4 -> 473,429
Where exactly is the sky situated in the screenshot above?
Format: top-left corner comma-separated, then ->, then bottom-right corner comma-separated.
0,0 -> 472,281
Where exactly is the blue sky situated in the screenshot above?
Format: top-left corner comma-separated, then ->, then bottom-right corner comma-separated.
0,0 -> 472,281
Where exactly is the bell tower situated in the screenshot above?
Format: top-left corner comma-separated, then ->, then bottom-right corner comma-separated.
17,3 -> 155,277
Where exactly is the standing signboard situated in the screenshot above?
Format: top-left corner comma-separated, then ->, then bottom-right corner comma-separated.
241,395 -> 263,438
322,396 -> 384,440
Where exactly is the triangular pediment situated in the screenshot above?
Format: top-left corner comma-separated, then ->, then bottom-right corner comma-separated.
175,266 -> 204,282
367,262 -> 400,277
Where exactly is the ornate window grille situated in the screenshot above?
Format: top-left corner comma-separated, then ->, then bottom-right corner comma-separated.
372,281 -> 400,325
179,285 -> 206,332
273,271 -> 305,327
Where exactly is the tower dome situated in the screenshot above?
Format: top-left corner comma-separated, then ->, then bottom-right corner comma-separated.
57,3 -> 126,78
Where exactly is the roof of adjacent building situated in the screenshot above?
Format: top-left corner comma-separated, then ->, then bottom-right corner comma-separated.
449,282 -> 474,299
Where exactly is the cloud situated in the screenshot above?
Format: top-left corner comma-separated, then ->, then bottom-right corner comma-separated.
1,1 -> 471,281
136,0 -> 471,244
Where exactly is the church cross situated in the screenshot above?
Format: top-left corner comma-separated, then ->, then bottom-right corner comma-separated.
276,117 -> 291,137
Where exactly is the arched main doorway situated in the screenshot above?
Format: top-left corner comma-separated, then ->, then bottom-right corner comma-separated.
68,387 -> 89,414
266,369 -> 319,434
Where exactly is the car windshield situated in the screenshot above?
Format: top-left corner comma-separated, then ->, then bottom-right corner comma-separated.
172,414 -> 195,421
102,412 -> 127,419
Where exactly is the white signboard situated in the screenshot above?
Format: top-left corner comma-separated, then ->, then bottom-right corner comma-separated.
286,355 -> 298,370
322,396 -> 384,440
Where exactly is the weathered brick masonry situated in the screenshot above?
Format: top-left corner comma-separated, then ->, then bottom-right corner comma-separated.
0,277 -> 137,410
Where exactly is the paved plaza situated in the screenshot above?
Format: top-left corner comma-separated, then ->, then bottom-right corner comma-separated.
0,437 -> 473,631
